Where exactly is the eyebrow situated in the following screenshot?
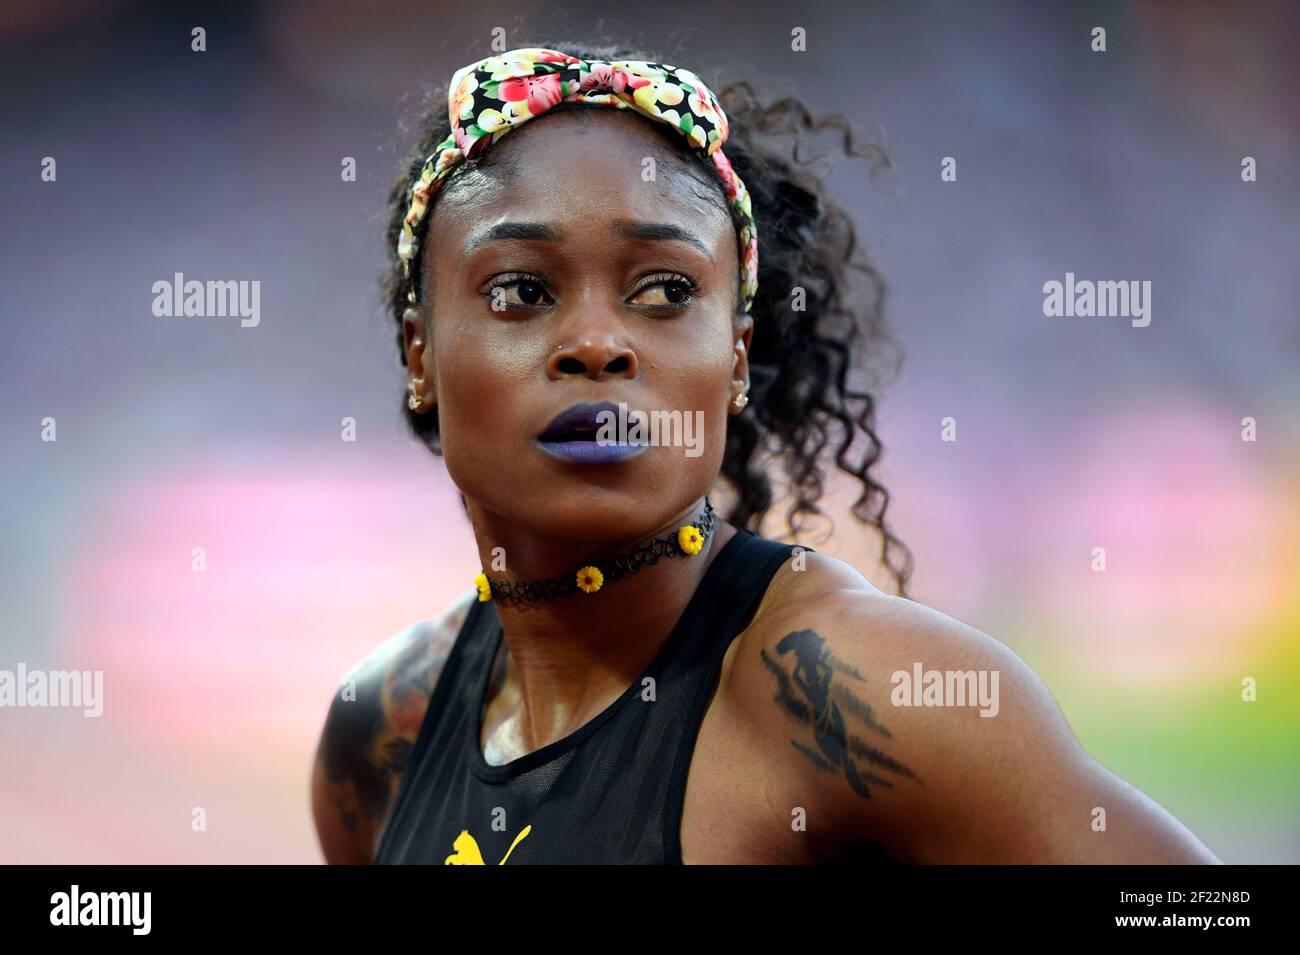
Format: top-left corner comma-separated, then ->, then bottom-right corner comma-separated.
459,218 -> 714,262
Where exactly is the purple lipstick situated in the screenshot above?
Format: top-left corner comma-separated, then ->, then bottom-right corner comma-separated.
535,400 -> 649,464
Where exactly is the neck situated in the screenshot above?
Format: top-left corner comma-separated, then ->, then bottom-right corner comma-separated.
464,496 -> 738,755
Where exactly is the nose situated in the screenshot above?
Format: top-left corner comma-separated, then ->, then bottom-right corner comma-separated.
546,329 -> 639,381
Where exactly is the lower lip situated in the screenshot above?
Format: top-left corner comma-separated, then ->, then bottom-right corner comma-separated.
534,438 -> 650,464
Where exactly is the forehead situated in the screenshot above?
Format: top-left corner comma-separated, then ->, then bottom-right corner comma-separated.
426,109 -> 735,255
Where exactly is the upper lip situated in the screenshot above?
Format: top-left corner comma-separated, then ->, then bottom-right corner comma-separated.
536,400 -> 625,442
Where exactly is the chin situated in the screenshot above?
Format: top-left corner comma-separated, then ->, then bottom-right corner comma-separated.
478,484 -> 693,544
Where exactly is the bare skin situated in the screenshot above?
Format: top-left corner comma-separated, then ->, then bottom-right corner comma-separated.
312,536 -> 1221,863
311,109 -> 1220,864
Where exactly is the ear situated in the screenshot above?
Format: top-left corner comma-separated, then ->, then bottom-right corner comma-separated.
730,312 -> 753,410
402,307 -> 436,408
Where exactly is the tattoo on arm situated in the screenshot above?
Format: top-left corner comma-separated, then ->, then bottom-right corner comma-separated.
317,606 -> 466,839
761,628 -> 920,799
319,681 -> 388,834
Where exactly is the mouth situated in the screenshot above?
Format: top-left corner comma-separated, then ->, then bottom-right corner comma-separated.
536,400 -> 624,443
534,399 -> 649,464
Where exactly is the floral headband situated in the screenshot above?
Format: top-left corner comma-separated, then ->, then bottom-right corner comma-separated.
397,47 -> 759,313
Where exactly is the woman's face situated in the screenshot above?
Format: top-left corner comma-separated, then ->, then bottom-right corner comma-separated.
405,109 -> 752,542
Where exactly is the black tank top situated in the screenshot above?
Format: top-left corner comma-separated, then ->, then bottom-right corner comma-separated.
373,527 -> 808,865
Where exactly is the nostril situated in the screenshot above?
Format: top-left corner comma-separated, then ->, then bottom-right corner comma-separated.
557,357 -> 586,374
605,356 -> 630,374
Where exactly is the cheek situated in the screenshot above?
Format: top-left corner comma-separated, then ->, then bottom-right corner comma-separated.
430,321 -> 533,454
650,328 -> 734,467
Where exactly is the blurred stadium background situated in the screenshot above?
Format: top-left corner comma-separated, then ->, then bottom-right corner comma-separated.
1,0 -> 1296,862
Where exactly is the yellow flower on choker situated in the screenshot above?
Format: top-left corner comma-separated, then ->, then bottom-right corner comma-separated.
472,498 -> 714,607
576,565 -> 604,594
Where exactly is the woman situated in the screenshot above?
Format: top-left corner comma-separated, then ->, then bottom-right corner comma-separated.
310,42 -> 1220,864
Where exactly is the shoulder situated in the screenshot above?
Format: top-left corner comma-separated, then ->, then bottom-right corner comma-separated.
310,588 -> 478,864
719,550 -> 1220,862
740,550 -> 1046,699
721,549 -> 1086,860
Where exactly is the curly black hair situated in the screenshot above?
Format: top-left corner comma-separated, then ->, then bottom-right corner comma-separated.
380,40 -> 914,596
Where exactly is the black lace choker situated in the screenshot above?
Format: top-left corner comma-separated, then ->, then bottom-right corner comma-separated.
472,498 -> 717,609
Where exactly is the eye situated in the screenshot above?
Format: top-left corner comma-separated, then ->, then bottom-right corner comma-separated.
629,273 -> 700,310
482,273 -> 554,311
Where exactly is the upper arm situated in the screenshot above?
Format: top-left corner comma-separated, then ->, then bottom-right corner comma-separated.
310,590 -> 475,864
730,579 -> 1221,863
311,699 -> 379,864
